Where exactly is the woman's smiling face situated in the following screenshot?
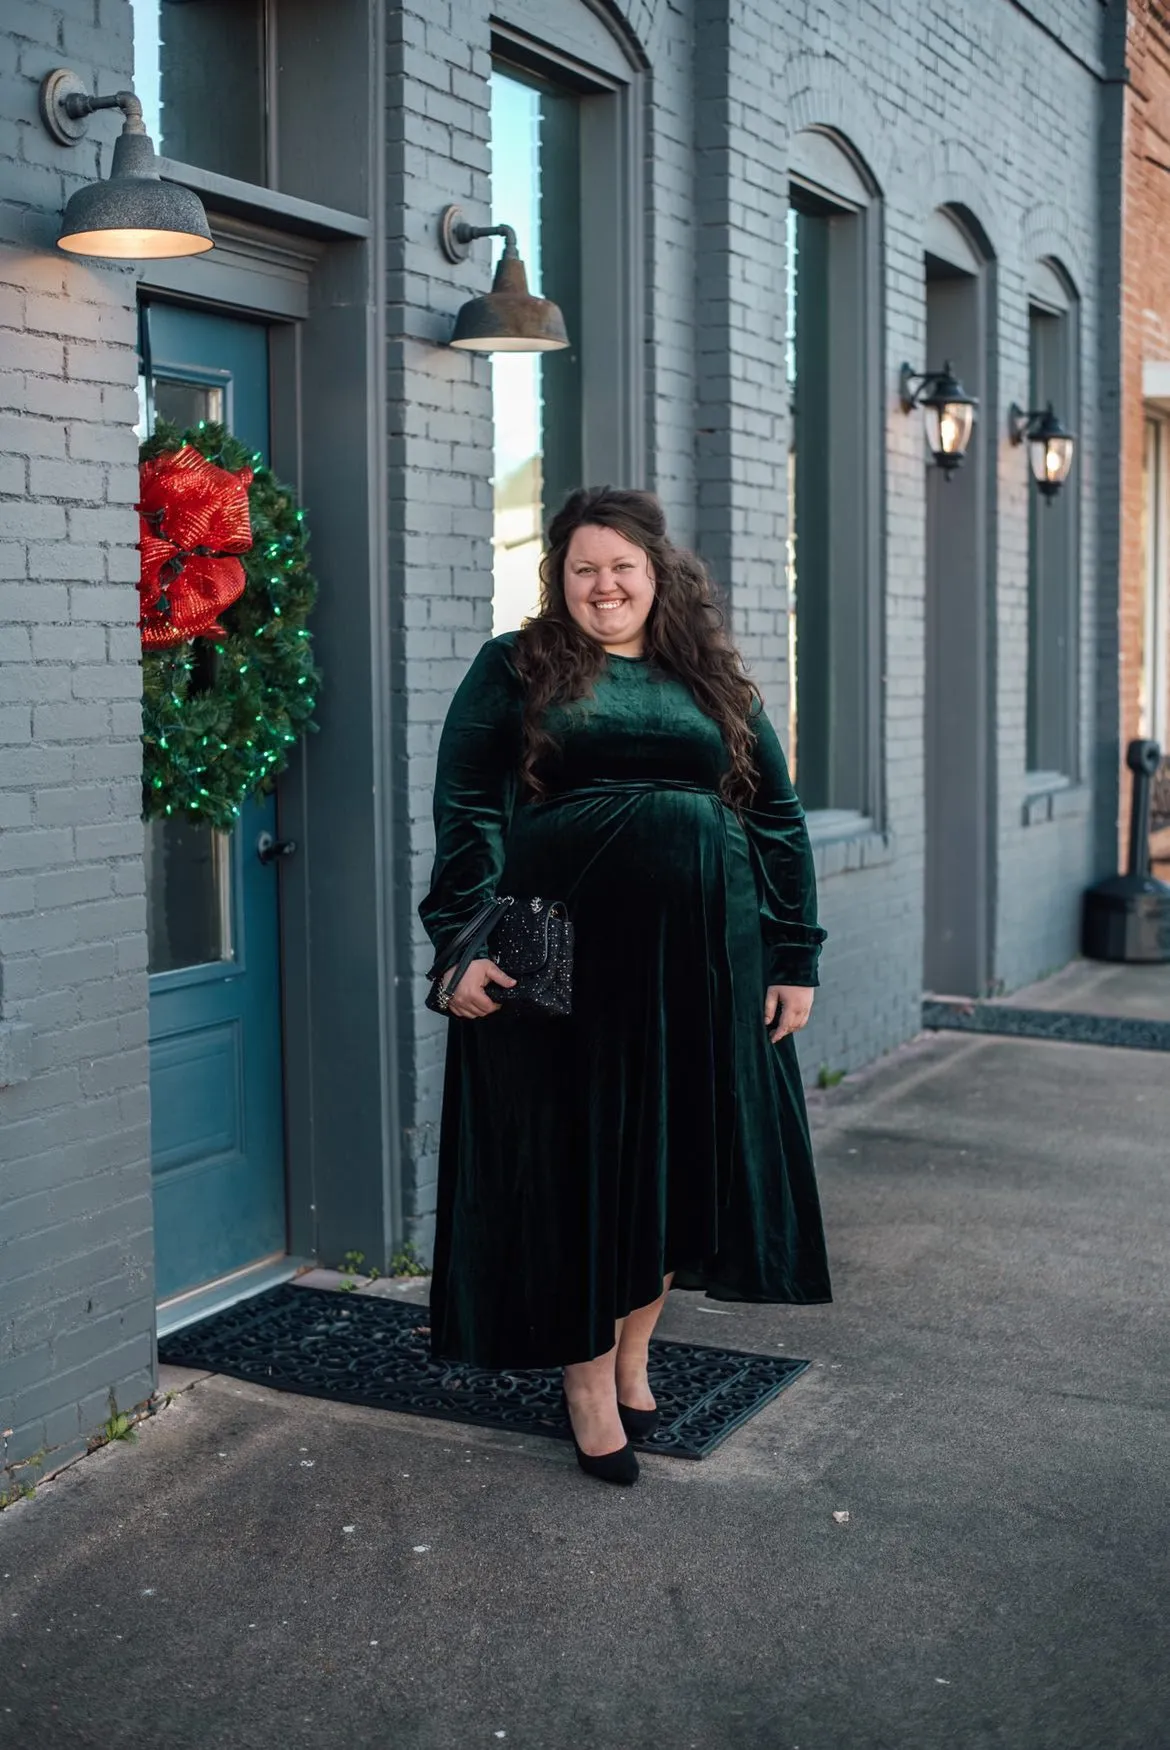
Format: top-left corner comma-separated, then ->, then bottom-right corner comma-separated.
562,523 -> 656,656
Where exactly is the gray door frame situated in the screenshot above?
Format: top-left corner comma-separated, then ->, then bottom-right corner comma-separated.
139,189 -> 399,1277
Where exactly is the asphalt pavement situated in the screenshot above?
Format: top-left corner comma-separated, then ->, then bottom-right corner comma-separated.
2,1017 -> 1168,1749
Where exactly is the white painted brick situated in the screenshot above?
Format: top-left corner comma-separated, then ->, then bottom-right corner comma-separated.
26,541 -> 106,581
65,340 -> 136,386
29,461 -> 107,502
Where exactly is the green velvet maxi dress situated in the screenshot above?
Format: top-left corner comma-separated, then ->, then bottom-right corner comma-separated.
418,631 -> 831,1369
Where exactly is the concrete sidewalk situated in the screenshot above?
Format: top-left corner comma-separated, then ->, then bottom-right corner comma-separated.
999,955 -> 1170,1020
2,1027 -> 1168,1749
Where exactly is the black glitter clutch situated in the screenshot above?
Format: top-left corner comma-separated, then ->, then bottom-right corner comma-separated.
425,895 -> 574,1018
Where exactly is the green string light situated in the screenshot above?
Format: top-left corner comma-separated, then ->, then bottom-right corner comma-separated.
139,417 -> 319,832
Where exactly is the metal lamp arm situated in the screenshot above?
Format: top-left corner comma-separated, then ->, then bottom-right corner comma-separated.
39,69 -> 150,147
439,205 -> 522,265
1009,401 -> 1055,444
899,366 -> 931,412
899,360 -> 973,414
453,221 -> 519,257
60,88 -> 146,134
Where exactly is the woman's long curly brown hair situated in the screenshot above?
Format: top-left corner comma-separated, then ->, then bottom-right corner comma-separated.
511,487 -> 762,809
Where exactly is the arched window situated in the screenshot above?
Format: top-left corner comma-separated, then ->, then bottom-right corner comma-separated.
1026,259 -> 1081,782
785,129 -> 882,818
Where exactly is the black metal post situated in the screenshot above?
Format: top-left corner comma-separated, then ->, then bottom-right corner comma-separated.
1125,738 -> 1161,878
1082,736 -> 1170,962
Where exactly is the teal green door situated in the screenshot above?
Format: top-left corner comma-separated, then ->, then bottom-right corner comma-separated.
140,302 -> 287,1302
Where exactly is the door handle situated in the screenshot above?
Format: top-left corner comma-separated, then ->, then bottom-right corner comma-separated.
257,832 -> 297,865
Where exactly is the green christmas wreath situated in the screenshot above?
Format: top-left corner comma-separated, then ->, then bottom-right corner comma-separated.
138,420 -> 319,831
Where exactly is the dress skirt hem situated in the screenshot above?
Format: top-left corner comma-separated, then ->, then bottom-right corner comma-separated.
427,1255 -> 834,1373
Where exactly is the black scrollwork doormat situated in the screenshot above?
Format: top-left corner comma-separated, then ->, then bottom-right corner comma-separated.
158,1283 -> 811,1460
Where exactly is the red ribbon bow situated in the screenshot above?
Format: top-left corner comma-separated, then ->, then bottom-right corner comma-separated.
138,445 -> 254,649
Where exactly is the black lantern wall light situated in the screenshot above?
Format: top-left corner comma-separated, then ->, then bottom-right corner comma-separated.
900,360 -> 979,475
439,204 -> 569,353
38,68 -> 212,260
1009,401 -> 1076,501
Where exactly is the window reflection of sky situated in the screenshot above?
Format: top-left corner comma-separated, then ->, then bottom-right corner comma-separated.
786,205 -> 799,780
131,0 -> 163,143
491,74 -> 542,488
786,206 -> 798,396
129,0 -> 265,183
491,70 -> 546,632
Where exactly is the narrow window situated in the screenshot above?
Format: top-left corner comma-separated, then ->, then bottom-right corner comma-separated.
132,0 -> 270,183
489,61 -> 583,633
487,19 -> 644,635
1141,416 -> 1170,747
1026,264 -> 1081,781
785,133 -> 880,817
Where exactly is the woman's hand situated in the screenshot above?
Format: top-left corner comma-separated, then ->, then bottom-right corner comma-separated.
764,984 -> 814,1043
440,956 -> 517,1019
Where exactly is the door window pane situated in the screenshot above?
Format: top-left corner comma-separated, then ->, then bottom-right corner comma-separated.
137,351 -> 238,976
145,817 -> 234,972
136,369 -> 224,445
153,377 -> 225,433
490,64 -> 582,634
132,0 -> 268,184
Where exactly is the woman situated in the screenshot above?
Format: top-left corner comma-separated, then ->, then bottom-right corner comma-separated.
419,488 -> 830,1486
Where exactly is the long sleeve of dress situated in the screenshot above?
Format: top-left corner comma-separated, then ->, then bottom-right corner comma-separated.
741,703 -> 827,988
418,637 -> 524,974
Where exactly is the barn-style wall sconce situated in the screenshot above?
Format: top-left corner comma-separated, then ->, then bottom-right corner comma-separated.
900,360 -> 978,476
1009,401 -> 1076,501
439,204 -> 569,353
38,69 -> 212,259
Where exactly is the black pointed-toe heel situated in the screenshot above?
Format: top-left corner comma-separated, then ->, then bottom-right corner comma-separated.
561,1392 -> 640,1486
617,1401 -> 660,1442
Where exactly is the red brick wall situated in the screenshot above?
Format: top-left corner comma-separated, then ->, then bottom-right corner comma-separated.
1122,0 -> 1170,867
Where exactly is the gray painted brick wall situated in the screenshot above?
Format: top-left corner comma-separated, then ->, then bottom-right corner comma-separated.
0,0 -> 1119,1445
0,0 -> 153,1473
392,0 -> 1113,1249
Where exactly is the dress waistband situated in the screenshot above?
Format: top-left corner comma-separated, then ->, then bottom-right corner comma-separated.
536,777 -> 724,804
